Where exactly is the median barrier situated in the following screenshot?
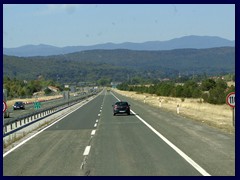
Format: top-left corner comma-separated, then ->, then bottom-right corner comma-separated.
3,92 -> 99,138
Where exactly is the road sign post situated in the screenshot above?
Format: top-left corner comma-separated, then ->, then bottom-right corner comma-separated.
226,92 -> 235,127
3,100 -> 7,135
3,101 -> 7,113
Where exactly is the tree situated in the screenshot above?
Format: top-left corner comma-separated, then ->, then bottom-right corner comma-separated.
97,78 -> 111,86
201,79 -> 216,91
182,80 -> 199,98
175,85 -> 184,97
192,88 -> 202,98
44,88 -> 52,95
208,87 -> 226,104
215,78 -> 227,90
206,79 -> 228,104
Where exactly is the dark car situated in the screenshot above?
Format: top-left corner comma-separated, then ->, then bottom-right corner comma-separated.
113,101 -> 130,116
13,101 -> 25,110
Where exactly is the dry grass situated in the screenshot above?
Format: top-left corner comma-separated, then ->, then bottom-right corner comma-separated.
114,89 -> 234,134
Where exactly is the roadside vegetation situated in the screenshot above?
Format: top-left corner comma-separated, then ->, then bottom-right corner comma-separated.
3,76 -> 63,99
117,74 -> 235,105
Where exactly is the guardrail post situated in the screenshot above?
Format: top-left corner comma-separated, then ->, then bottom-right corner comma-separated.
3,126 -> 6,134
6,125 -> 10,133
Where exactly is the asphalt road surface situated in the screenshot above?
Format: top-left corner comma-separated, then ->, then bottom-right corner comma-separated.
4,94 -> 88,124
3,90 -> 235,176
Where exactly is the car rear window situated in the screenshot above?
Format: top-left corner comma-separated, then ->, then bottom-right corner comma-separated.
116,102 -> 128,106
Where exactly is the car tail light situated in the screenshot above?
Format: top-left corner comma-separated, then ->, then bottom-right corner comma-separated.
114,105 -> 118,109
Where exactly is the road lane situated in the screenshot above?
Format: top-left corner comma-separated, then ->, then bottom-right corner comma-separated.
3,89 -> 235,176
109,91 -> 235,176
3,92 -> 105,176
83,91 -> 205,175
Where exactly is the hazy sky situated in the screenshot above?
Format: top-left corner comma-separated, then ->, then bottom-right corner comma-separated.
3,4 -> 235,48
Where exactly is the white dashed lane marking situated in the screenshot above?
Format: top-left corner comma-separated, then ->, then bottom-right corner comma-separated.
83,146 -> 91,156
91,130 -> 96,136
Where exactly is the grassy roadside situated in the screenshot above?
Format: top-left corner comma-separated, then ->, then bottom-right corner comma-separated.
113,89 -> 235,134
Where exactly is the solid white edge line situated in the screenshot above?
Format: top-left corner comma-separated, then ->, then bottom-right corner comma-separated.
111,91 -> 211,176
83,146 -> 91,156
3,93 -> 101,158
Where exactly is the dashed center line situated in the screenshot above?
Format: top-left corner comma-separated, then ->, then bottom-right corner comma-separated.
83,146 -> 91,156
81,95 -> 105,171
91,130 -> 96,136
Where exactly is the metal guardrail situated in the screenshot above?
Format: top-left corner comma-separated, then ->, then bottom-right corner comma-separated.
3,92 -> 99,137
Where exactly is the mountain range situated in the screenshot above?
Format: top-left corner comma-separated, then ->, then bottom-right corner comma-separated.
3,47 -> 235,83
3,35 -> 235,57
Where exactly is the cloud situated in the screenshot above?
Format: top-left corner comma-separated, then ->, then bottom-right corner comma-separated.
50,4 -> 79,14
39,4 -> 81,15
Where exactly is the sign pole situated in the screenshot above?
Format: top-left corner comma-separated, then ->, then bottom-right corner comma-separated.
233,107 -> 235,127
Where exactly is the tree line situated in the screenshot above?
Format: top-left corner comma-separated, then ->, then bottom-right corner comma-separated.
3,77 -> 63,99
117,78 -> 235,105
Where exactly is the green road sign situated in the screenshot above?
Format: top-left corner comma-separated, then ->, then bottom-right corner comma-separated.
34,102 -> 41,110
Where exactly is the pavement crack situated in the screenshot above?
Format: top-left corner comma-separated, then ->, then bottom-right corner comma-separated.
85,170 -> 91,176
80,156 -> 87,170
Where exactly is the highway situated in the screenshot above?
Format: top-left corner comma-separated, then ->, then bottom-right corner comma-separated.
4,93 -> 91,125
3,90 -> 235,176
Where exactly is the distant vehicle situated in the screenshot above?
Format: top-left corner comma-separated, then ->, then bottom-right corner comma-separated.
107,88 -> 111,92
113,101 -> 130,116
13,101 -> 25,110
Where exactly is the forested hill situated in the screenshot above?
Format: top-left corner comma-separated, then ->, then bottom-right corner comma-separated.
3,47 -> 235,83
